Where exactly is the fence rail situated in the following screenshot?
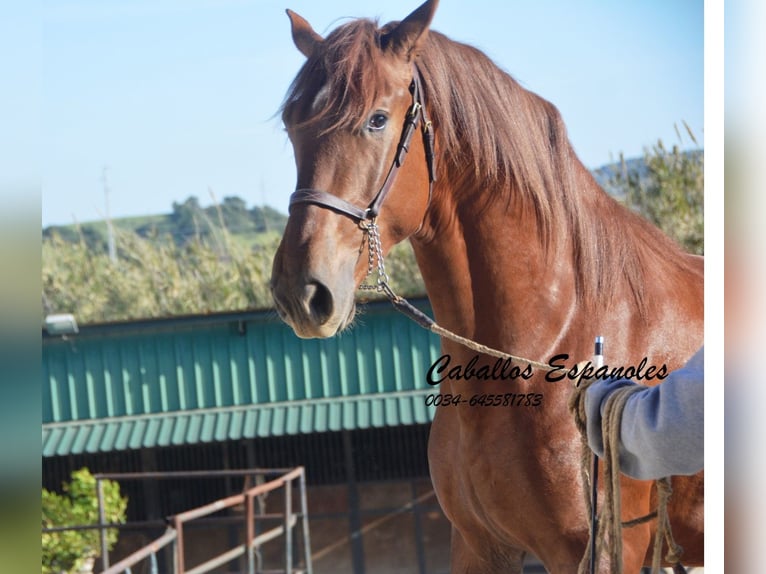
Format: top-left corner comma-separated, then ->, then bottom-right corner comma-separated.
102,528 -> 177,574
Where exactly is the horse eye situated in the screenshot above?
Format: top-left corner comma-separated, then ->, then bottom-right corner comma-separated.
367,113 -> 388,131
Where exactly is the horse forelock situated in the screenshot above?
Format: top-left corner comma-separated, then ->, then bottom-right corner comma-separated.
281,18 -> 397,135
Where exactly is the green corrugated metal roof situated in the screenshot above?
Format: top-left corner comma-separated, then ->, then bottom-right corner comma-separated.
43,300 -> 441,456
42,389 -> 435,456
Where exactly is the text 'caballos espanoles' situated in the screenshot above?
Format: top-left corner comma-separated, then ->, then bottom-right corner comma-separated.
426,353 -> 668,386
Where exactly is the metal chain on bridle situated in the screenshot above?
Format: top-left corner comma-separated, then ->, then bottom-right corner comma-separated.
358,218 -> 394,297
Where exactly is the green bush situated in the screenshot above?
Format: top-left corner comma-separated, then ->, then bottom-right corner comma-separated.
42,468 -> 128,574
42,227 -> 278,323
607,124 -> 704,255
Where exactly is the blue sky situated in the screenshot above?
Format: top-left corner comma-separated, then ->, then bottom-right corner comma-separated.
40,0 -> 704,227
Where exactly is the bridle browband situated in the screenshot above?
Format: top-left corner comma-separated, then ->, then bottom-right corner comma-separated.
288,65 -> 436,224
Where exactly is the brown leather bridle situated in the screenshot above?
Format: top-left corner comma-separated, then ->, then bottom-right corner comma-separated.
288,66 -> 436,224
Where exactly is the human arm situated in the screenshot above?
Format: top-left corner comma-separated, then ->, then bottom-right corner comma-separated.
584,347 -> 704,480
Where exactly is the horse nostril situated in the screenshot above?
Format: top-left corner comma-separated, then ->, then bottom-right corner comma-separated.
306,281 -> 334,325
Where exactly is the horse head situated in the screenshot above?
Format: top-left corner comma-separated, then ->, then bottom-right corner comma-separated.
271,1 -> 438,338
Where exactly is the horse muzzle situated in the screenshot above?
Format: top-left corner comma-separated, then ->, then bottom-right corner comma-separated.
270,257 -> 356,339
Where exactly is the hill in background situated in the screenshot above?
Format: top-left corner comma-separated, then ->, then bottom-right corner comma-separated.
42,152 -> 703,251
43,196 -> 288,253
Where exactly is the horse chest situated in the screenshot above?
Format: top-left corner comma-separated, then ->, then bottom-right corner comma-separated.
428,405 -> 578,542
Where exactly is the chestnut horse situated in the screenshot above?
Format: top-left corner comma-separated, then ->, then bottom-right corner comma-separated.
270,1 -> 704,571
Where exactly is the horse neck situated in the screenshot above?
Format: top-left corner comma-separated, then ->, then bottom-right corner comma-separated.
410,179 -> 583,362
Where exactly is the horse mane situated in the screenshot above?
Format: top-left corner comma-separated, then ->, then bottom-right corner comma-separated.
281,18 -> 700,316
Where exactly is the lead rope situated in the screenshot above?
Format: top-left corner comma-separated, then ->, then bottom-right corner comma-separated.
569,378 -> 686,574
357,219 -> 552,370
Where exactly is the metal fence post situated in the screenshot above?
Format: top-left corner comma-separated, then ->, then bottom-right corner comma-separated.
174,515 -> 185,573
246,491 -> 255,574
284,478 -> 293,574
299,468 -> 313,574
97,478 -> 110,571
171,534 -> 178,574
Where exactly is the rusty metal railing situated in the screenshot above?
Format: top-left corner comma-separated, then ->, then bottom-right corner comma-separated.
101,528 -> 177,574
99,467 -> 312,574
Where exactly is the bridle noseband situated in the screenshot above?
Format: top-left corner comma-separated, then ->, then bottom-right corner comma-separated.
288,66 -> 436,224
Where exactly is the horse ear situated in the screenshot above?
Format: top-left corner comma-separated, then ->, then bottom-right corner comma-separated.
286,9 -> 323,59
383,0 -> 439,59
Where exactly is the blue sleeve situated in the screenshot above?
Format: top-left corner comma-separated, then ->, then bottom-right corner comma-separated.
584,347 -> 704,480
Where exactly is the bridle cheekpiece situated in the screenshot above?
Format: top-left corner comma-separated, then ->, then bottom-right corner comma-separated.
288,65 -> 435,224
